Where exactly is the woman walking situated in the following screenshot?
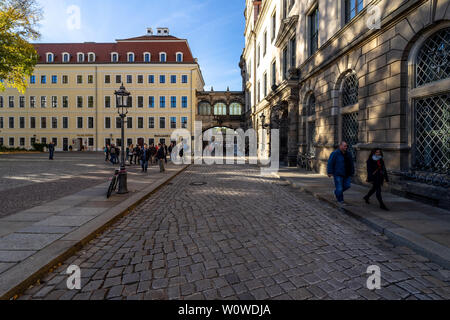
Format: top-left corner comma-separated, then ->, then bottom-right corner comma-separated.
364,148 -> 389,211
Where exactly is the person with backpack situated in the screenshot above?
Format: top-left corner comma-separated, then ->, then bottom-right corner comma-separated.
364,148 -> 390,211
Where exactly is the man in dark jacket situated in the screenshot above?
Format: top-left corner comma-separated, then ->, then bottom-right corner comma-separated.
156,143 -> 166,173
139,144 -> 151,173
48,142 -> 55,160
327,141 -> 355,206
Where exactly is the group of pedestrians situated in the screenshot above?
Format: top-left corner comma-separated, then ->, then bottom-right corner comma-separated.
104,142 -> 175,173
327,141 -> 389,211
104,145 -> 120,165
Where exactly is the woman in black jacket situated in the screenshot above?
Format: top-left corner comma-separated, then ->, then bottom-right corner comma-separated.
364,148 -> 389,211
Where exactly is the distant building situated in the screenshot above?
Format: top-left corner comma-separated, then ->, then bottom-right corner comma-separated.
0,28 -> 204,151
242,0 -> 449,208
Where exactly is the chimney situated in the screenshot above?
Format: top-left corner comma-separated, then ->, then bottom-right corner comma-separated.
156,27 -> 170,36
146,27 -> 153,35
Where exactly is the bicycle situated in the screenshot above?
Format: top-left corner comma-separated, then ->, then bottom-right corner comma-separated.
107,169 -> 120,199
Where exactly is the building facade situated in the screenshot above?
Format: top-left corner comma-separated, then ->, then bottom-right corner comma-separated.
0,28 -> 204,151
243,0 -> 449,208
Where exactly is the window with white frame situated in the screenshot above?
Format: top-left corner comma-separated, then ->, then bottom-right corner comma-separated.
46,53 -> 54,63
144,52 -> 151,62
111,53 -> 119,62
127,52 -> 135,62
176,52 -> 183,62
160,52 -> 167,62
88,53 -> 95,62
62,53 -> 70,63
77,53 -> 84,62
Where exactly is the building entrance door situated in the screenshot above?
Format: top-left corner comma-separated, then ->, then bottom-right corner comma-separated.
138,138 -> 144,147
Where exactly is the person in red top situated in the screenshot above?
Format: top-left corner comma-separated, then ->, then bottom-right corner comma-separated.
364,148 -> 389,211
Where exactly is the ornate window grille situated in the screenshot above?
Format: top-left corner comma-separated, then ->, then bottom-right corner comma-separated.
342,74 -> 359,107
414,93 -> 449,173
416,27 -> 450,87
342,112 -> 359,161
412,28 -> 450,184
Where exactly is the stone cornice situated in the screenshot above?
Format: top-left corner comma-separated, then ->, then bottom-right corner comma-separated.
275,15 -> 299,48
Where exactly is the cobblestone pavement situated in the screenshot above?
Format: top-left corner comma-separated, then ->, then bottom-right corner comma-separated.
19,165 -> 450,300
0,153 -> 117,218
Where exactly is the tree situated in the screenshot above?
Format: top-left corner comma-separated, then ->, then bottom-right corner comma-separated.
0,0 -> 41,93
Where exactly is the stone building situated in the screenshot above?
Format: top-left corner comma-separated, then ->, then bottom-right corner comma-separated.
196,89 -> 246,133
242,0 -> 449,208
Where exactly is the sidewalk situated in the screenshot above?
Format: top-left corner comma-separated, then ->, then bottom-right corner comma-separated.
0,163 -> 189,300
273,168 -> 450,269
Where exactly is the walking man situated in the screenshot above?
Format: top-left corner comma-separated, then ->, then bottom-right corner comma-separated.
110,145 -> 116,165
48,142 -> 55,160
140,144 -> 150,173
104,145 -> 110,162
327,141 -> 355,207
156,143 -> 166,173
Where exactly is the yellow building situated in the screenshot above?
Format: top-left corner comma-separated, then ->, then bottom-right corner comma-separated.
0,28 -> 204,151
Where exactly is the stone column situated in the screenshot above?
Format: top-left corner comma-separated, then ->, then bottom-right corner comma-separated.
287,97 -> 299,167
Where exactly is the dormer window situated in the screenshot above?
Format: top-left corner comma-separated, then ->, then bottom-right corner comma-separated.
62,53 -> 70,63
46,53 -> 54,63
77,53 -> 84,62
88,52 -> 96,62
127,52 -> 135,62
160,52 -> 167,62
111,52 -> 119,63
176,52 -> 183,62
144,52 -> 151,63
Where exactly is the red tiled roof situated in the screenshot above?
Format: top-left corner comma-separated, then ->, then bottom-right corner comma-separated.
33,37 -> 195,64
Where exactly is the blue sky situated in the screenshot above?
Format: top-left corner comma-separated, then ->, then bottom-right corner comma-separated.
36,0 -> 246,90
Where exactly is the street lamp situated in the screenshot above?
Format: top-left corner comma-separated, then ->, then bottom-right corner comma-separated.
114,83 -> 131,194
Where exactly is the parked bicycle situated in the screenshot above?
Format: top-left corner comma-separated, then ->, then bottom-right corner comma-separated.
107,169 -> 120,198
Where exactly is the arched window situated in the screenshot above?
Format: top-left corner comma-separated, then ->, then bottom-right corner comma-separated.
176,52 -> 183,62
46,53 -> 54,63
339,72 -> 359,160
307,93 -> 316,116
127,52 -> 135,62
229,103 -> 242,115
341,73 -> 358,107
62,53 -> 70,63
198,102 -> 211,115
88,53 -> 95,62
111,52 -> 119,62
160,52 -> 167,62
416,28 -> 450,86
77,53 -> 84,63
412,27 -> 450,173
144,52 -> 151,62
214,102 -> 227,115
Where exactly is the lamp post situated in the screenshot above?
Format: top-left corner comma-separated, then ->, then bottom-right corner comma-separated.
114,84 -> 131,194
